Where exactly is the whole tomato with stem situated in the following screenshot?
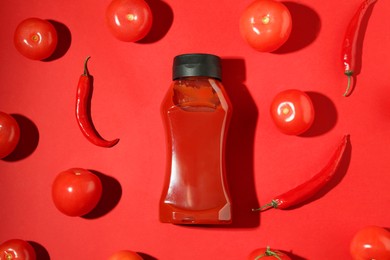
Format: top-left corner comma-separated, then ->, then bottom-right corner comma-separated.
52,168 -> 102,217
270,89 -> 315,135
14,18 -> 58,60
240,0 -> 292,52
0,112 -> 20,159
109,250 -> 143,260
350,225 -> 390,260
248,247 -> 291,259
0,239 -> 36,260
106,0 -> 153,42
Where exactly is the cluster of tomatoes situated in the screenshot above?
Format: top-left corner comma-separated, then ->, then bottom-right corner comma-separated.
2,0 -> 390,259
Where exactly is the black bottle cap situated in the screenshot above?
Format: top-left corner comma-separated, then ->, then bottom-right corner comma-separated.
173,53 -> 221,81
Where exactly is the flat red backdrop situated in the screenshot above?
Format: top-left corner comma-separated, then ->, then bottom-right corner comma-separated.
1,0 -> 389,259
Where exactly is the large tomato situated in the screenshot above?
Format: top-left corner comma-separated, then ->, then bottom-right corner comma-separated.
106,0 -> 153,42
0,239 -> 36,260
52,168 -> 102,217
14,18 -> 58,60
270,89 -> 314,135
0,112 -> 20,159
108,250 -> 143,260
350,226 -> 390,260
248,247 -> 291,259
239,0 -> 292,52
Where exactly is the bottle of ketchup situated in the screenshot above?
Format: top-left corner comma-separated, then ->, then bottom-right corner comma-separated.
160,53 -> 232,224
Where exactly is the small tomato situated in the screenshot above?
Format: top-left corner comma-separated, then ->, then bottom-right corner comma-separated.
52,168 -> 102,217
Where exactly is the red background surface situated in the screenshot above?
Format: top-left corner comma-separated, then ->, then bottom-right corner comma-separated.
1,0 -> 389,259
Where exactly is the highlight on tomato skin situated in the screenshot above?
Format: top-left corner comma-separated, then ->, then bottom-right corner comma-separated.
270,89 -> 315,135
14,18 -> 58,60
239,0 -> 292,52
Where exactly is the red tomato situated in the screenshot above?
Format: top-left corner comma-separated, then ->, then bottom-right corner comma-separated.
52,168 -> 102,217
14,18 -> 58,60
270,89 -> 314,135
0,112 -> 20,159
239,0 -> 292,52
109,250 -> 143,260
350,226 -> 390,260
106,0 -> 153,42
248,247 -> 291,259
0,239 -> 36,260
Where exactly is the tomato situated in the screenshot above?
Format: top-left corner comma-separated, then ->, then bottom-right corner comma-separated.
0,239 -> 36,260
108,250 -> 143,260
239,0 -> 292,52
248,247 -> 291,259
14,18 -> 58,60
0,112 -> 20,159
270,89 -> 314,135
52,168 -> 102,217
350,226 -> 390,260
106,0 -> 153,42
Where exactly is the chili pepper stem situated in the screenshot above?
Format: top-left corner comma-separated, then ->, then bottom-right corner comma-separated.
83,56 -> 91,76
252,200 -> 278,212
343,70 -> 354,97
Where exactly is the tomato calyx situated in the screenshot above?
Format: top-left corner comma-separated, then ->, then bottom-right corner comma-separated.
255,247 -> 282,260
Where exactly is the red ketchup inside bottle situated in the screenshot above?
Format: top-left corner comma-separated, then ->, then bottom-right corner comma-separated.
160,54 -> 232,224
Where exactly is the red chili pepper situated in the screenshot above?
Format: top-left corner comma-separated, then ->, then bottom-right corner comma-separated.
253,135 -> 349,211
76,56 -> 119,147
342,0 -> 377,97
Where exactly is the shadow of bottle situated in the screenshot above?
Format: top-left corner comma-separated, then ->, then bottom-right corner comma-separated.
222,58 -> 260,228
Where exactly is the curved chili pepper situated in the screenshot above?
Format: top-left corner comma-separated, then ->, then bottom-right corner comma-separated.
342,0 -> 377,97
76,56 -> 119,147
253,135 -> 349,211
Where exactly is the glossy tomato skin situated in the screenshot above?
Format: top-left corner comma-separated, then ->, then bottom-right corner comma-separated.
240,0 -> 292,52
14,18 -> 58,60
0,112 -> 20,159
270,89 -> 314,135
350,226 -> 390,260
109,250 -> 143,260
248,247 -> 291,259
0,239 -> 36,260
52,168 -> 102,217
106,0 -> 153,42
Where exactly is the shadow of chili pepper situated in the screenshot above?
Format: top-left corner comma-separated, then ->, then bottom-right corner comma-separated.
82,170 -> 122,219
2,114 -> 39,162
286,136 -> 352,210
273,2 -> 321,54
137,0 -> 173,43
300,92 -> 338,137
28,241 -> 50,260
43,20 -> 71,62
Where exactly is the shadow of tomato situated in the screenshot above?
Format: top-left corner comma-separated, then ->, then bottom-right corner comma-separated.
82,170 -> 122,219
3,114 -> 39,162
274,2 -> 321,54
